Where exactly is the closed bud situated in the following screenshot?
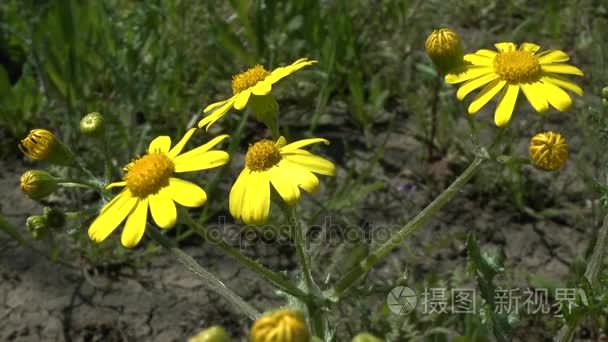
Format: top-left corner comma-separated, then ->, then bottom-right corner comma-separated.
602,86 -> 608,99
250,309 -> 309,342
188,326 -> 231,342
26,215 -> 48,240
43,207 -> 66,230
352,333 -> 383,342
603,98 -> 608,108
529,131 -> 568,171
80,112 -> 105,136
20,170 -> 60,200
19,129 -> 74,166
425,28 -> 464,74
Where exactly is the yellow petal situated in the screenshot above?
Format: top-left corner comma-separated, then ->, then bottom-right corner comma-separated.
537,50 -> 570,64
474,49 -> 498,58
168,128 -> 198,158
445,66 -> 494,84
89,191 -> 137,243
494,42 -> 516,52
520,82 -> 549,112
278,160 -> 319,193
198,98 -> 236,130
204,97 -> 233,113
265,59 -> 317,84
281,138 -> 330,152
269,165 -> 301,205
165,178 -> 207,207
456,73 -> 499,100
149,191 -> 177,229
468,79 -> 507,114
463,53 -> 493,66
494,84 -> 520,127
229,169 -> 250,220
148,136 -> 171,153
251,81 -> 272,96
171,134 -> 229,165
283,154 -> 336,176
243,171 -> 270,225
275,136 -> 287,148
519,43 -> 541,53
121,199 -> 148,248
174,150 -> 230,173
234,90 -> 251,110
542,80 -> 573,111
540,64 -> 584,76
541,75 -> 583,96
106,181 -> 126,190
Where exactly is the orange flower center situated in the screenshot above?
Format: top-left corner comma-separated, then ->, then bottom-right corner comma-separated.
232,65 -> 270,94
245,140 -> 281,171
493,50 -> 541,83
124,153 -> 174,197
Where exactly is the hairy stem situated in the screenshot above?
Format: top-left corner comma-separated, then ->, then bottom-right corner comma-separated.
327,148 -> 489,301
181,210 -> 308,299
148,227 -> 261,320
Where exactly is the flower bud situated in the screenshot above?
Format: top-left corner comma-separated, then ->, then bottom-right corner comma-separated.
188,326 -> 231,342
250,309 -> 309,342
352,333 -> 383,342
19,129 -> 74,166
26,215 -> 48,240
20,170 -> 60,200
425,28 -> 464,74
602,86 -> 608,99
603,98 -> 608,108
80,112 -> 105,136
43,207 -> 66,230
529,131 -> 568,171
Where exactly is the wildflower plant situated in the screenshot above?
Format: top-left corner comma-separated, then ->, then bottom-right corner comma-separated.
10,23 -> 607,342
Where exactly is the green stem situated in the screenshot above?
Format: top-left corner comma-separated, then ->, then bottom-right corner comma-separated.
290,207 -> 325,338
181,210 -> 307,299
555,212 -> 608,342
327,148 -> 490,301
147,227 -> 261,320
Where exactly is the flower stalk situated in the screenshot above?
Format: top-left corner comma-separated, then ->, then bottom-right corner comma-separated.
147,226 -> 261,320
327,147 -> 490,301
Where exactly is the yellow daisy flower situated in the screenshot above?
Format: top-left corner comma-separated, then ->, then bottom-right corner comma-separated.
198,58 -> 317,130
446,42 -> 584,127
230,136 -> 335,225
88,129 -> 229,248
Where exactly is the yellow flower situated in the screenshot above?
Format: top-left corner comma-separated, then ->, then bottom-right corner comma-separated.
529,131 -> 568,171
199,58 -> 317,130
446,42 -> 584,127
230,137 -> 335,225
89,129 -> 229,248
425,28 -> 464,74
249,309 -> 309,342
19,129 -> 73,165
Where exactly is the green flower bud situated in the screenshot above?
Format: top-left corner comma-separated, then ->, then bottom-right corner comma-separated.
188,326 -> 231,342
19,129 -> 74,166
602,86 -> 608,99
249,94 -> 279,138
603,98 -> 608,108
425,28 -> 464,74
352,333 -> 383,342
26,215 -> 48,240
43,207 -> 66,230
20,170 -> 60,200
80,112 -> 105,136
